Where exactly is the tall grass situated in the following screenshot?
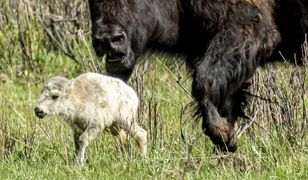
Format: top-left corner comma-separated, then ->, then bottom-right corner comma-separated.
0,0 -> 307,179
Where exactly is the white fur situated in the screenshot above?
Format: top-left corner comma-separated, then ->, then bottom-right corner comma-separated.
35,72 -> 147,165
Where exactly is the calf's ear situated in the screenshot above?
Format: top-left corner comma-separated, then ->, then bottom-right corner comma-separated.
54,77 -> 69,91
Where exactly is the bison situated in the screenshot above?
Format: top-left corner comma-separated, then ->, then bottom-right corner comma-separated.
34,73 -> 147,165
87,0 -> 308,152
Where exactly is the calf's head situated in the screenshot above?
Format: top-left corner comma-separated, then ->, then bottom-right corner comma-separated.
34,77 -> 69,119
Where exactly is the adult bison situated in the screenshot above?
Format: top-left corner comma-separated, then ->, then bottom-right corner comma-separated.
88,0 -> 308,152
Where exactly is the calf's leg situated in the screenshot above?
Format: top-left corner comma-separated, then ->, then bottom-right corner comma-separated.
76,123 -> 102,166
122,121 -> 147,156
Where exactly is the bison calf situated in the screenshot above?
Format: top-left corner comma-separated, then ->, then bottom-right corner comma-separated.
34,72 -> 147,165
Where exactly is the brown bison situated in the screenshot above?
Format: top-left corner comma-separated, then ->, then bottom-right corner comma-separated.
88,0 -> 308,152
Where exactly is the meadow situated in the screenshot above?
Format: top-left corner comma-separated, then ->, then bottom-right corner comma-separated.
0,0 -> 307,179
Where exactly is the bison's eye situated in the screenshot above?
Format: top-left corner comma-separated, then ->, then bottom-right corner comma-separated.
51,94 -> 59,100
111,34 -> 125,44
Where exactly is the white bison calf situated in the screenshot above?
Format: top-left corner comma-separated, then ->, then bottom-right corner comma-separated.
34,72 -> 147,165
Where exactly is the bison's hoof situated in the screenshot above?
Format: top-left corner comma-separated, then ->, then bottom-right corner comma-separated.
204,116 -> 238,153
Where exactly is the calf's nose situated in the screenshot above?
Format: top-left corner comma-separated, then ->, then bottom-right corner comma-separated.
34,107 -> 45,118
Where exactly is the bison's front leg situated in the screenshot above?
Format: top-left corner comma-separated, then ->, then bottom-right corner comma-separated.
191,30 -> 261,152
76,123 -> 102,166
193,98 -> 238,152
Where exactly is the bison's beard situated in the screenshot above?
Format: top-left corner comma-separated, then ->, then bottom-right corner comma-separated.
105,49 -> 136,82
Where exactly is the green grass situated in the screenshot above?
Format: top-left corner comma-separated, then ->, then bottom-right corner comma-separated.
0,2 -> 307,178
0,53 -> 307,179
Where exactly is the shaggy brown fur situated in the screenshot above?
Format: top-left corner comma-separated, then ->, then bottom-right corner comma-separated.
88,0 -> 307,152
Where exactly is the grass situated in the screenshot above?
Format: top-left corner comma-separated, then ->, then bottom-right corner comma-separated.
0,0 -> 307,179
0,54 -> 307,179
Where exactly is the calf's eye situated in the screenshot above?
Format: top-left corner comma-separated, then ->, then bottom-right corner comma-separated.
51,95 -> 59,100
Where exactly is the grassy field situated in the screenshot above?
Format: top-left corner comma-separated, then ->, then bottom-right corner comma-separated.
0,1 -> 307,179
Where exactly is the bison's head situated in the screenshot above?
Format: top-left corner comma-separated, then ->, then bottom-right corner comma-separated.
88,0 -> 155,81
34,77 -> 68,119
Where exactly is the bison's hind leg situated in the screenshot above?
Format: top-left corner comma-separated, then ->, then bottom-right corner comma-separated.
110,125 -> 128,145
110,125 -> 129,154
117,120 -> 147,156
131,124 -> 147,156
124,123 -> 147,156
